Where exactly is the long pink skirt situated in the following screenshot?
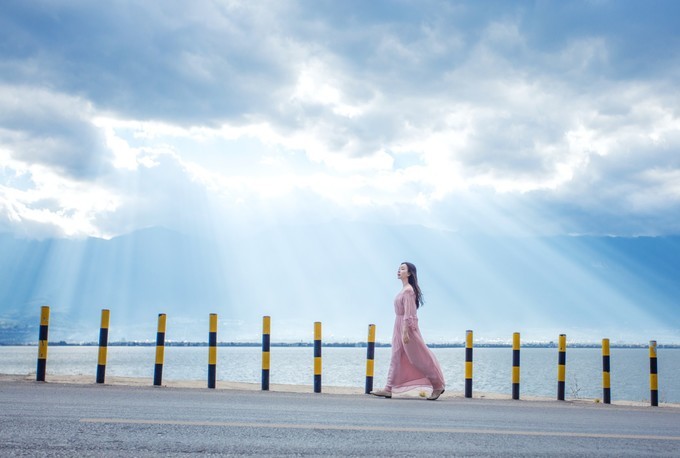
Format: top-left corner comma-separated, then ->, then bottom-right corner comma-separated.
385,316 -> 446,394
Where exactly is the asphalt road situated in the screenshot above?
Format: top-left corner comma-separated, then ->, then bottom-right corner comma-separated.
1,381 -> 679,457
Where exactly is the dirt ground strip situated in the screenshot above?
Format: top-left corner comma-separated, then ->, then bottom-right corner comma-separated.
1,373 -> 677,408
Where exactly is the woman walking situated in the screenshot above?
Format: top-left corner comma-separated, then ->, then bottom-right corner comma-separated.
371,262 -> 446,400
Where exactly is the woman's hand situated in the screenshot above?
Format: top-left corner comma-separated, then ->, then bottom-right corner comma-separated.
402,331 -> 410,344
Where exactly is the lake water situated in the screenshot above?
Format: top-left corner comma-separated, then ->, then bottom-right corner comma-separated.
1,346 -> 678,403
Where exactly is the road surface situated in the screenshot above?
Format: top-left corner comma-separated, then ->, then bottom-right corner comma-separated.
1,381 -> 678,456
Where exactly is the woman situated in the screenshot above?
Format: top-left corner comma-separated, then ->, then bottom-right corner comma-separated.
371,262 -> 446,400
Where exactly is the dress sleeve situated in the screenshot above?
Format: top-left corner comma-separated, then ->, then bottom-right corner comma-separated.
402,290 -> 418,333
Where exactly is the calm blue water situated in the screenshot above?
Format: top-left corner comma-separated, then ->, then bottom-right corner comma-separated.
1,346 -> 678,403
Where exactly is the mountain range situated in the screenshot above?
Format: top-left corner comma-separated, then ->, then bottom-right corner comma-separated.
1,224 -> 678,344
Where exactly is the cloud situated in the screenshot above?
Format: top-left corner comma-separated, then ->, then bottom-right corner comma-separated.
0,152 -> 120,238
1,1 -> 680,237
0,85 -> 111,179
0,1 -> 301,123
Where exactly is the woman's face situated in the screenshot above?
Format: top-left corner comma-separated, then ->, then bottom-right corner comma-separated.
397,263 -> 410,281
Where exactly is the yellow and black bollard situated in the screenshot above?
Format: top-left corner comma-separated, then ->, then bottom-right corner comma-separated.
208,313 -> 217,389
153,313 -> 167,386
96,309 -> 110,384
650,340 -> 658,407
262,316 -> 271,391
365,324 -> 376,394
557,334 -> 567,401
465,330 -> 473,398
36,306 -> 50,382
512,332 -> 520,400
314,321 -> 322,393
602,338 -> 611,404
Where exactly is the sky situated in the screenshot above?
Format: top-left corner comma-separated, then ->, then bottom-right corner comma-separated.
1,0 -> 679,239
0,1 -> 679,344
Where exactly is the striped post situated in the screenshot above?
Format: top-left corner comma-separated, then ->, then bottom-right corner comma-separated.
365,324 -> 376,394
153,313 -> 166,386
96,309 -> 110,384
512,332 -> 520,400
650,340 -> 658,407
465,330 -> 473,398
208,313 -> 217,389
262,316 -> 271,391
314,321 -> 322,393
36,306 -> 50,382
557,334 -> 566,401
602,338 -> 611,404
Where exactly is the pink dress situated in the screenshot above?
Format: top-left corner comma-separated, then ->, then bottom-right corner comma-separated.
386,289 -> 446,394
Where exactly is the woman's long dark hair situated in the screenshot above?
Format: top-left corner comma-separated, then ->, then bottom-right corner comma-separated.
402,261 -> 423,309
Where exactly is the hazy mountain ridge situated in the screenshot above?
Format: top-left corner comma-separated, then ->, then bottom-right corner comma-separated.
1,225 -> 678,344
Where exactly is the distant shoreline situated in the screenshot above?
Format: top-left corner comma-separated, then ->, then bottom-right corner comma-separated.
2,341 -> 679,349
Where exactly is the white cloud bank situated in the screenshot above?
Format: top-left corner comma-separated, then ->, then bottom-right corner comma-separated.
1,0 -> 679,238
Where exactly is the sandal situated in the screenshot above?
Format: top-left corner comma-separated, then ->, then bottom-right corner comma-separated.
427,389 -> 445,401
370,389 -> 392,399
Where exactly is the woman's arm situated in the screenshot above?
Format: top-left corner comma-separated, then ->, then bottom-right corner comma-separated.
402,290 -> 417,344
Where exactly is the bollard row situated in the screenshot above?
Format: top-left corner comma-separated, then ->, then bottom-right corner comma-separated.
33,306 -> 664,405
